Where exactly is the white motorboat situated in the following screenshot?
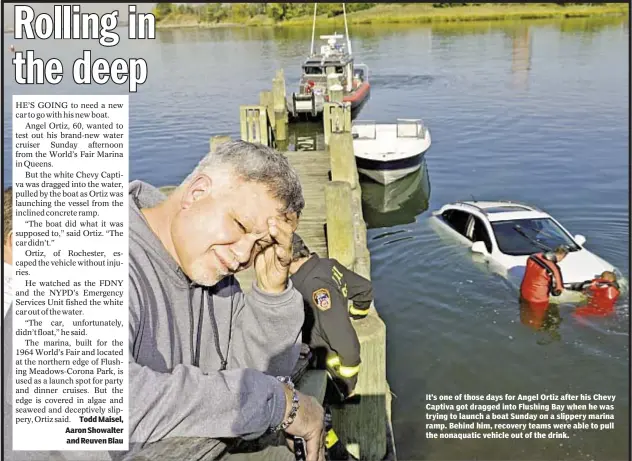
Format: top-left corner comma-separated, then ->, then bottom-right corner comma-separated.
352,119 -> 432,185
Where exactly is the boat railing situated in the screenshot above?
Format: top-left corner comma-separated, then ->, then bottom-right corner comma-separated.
397,118 -> 426,139
351,120 -> 377,140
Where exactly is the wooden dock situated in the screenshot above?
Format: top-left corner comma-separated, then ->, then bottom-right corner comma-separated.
141,70 -> 394,461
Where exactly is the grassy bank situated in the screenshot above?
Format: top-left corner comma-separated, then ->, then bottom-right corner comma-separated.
155,3 -> 629,29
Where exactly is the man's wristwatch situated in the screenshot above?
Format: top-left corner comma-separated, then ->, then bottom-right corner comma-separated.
270,376 -> 300,433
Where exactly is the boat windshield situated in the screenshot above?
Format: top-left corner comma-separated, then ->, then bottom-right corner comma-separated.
491,218 -> 580,256
304,66 -> 324,75
304,65 -> 345,75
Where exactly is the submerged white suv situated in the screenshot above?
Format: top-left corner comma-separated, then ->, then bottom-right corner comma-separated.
430,201 -> 625,300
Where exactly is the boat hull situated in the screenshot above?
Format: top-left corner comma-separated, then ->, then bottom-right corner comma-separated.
360,158 -> 432,228
356,151 -> 425,185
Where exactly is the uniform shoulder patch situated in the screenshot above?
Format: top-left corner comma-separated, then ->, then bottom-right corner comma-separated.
312,288 -> 331,311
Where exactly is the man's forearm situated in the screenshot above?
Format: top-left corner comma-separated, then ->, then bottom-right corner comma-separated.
128,361 -> 287,443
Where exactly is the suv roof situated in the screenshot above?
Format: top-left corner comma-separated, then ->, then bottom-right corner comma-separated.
443,201 -> 550,222
462,201 -> 537,212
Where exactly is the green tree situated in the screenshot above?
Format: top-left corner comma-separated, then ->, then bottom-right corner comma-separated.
201,3 -> 228,23
266,3 -> 286,21
152,2 -> 173,22
229,3 -> 250,21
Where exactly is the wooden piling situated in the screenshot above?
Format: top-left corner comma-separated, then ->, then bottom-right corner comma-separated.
272,71 -> 288,142
324,102 -> 352,146
329,132 -> 358,189
329,84 -> 344,104
334,311 -> 388,460
325,181 -> 356,269
259,91 -> 276,133
327,73 -> 339,90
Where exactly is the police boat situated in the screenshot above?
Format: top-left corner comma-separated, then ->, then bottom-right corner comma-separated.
288,4 -> 370,121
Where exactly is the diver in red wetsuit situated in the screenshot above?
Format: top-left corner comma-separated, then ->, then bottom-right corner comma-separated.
519,246 -> 571,344
520,245 -> 569,305
519,298 -> 562,345
569,271 -> 620,317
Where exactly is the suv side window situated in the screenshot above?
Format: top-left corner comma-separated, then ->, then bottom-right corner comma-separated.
442,209 -> 471,236
471,216 -> 493,253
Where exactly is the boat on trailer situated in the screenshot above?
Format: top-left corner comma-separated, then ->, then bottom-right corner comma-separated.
288,4 -> 370,121
352,119 -> 432,185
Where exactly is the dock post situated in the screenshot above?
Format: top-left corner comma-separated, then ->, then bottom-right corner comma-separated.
329,84 -> 344,104
259,91 -> 276,134
329,132 -> 357,189
273,70 -> 288,141
324,104 -> 332,146
354,224 -> 370,278
327,73 -> 339,93
323,102 -> 352,146
325,181 -> 356,269
209,135 -> 231,154
334,308 -> 388,461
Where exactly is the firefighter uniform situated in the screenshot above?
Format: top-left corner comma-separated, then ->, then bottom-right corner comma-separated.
290,253 -> 373,399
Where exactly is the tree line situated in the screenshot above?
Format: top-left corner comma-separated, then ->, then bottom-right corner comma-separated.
152,3 -> 606,23
152,3 -> 375,23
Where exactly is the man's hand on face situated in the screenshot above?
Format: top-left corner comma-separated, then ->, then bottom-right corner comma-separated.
254,213 -> 298,294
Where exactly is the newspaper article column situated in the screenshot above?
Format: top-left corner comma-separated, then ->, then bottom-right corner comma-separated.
12,95 -> 129,450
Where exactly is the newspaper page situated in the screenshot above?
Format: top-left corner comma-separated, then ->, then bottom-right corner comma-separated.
3,3 -> 630,461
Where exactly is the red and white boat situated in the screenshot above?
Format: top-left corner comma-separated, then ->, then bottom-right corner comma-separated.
288,4 -> 370,121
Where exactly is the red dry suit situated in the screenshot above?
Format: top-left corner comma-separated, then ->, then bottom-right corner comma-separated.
574,279 -> 620,317
519,298 -> 550,329
520,252 -> 564,304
